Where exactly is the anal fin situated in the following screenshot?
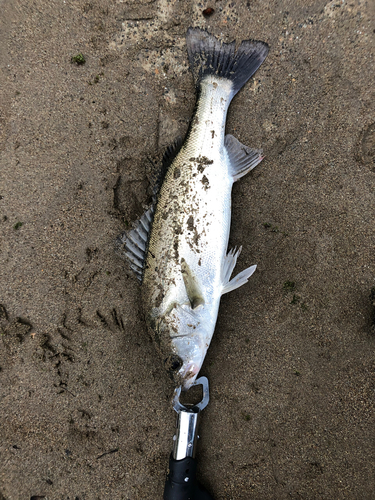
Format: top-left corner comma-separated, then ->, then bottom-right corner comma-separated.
221,246 -> 257,295
225,134 -> 263,182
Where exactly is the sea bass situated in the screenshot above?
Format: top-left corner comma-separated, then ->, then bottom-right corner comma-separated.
119,28 -> 269,390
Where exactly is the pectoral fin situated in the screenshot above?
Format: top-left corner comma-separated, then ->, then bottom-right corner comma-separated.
181,259 -> 205,309
225,134 -> 263,182
221,246 -> 257,295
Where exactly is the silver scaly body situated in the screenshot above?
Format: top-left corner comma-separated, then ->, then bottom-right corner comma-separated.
119,29 -> 269,390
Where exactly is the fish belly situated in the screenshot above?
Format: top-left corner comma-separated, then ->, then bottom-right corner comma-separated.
143,77 -> 233,326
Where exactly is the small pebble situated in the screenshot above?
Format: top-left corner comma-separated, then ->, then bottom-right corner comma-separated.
202,7 -> 215,17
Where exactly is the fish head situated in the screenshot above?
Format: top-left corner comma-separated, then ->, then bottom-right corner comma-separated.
163,303 -> 211,391
172,334 -> 207,391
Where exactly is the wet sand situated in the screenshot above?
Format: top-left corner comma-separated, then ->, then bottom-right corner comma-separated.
0,0 -> 374,498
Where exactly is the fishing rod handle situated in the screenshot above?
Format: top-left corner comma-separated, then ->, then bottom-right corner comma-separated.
164,377 -> 214,499
163,455 -> 214,500
173,407 -> 200,460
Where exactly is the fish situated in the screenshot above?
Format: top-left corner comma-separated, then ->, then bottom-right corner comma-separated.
118,28 -> 269,390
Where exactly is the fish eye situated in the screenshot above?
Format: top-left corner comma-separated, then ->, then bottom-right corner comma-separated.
165,354 -> 183,372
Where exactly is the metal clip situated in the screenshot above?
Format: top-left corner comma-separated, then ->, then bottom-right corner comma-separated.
173,376 -> 210,413
171,377 -> 209,460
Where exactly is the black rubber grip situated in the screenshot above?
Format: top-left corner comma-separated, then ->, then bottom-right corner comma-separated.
163,455 -> 214,500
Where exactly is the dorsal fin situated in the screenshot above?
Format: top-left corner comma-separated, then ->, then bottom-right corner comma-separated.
116,205 -> 154,282
149,137 -> 184,198
163,137 -> 184,166
117,139 -> 184,281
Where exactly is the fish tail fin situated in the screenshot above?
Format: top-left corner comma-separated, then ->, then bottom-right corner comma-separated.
186,27 -> 269,96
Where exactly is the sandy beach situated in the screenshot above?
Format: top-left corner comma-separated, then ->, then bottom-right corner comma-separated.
0,0 -> 374,498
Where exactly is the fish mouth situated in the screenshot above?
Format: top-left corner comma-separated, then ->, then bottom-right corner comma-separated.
180,362 -> 201,391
